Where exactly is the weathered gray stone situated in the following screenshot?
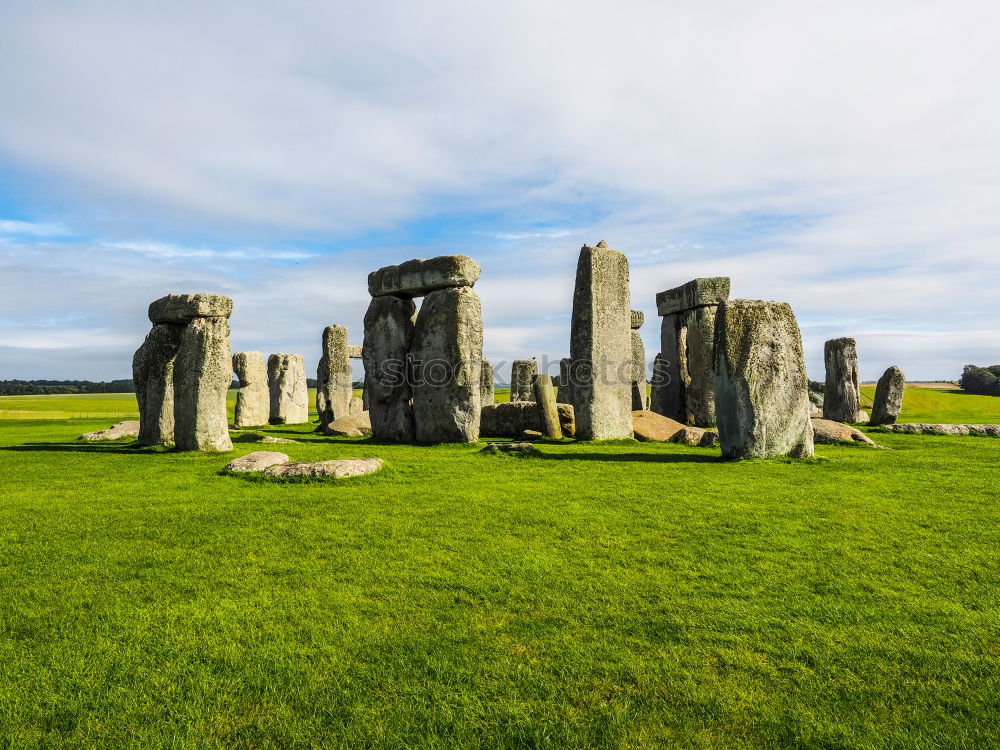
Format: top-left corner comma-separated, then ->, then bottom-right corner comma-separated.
569,241 -> 633,440
648,354 -> 667,416
656,277 -> 730,317
811,418 -> 879,446
232,351 -> 269,428
224,451 -> 290,472
264,457 -> 384,478
630,310 -> 644,329
481,401 -> 575,438
133,323 -> 183,446
173,316 -> 233,452
879,423 -> 1000,437
480,442 -> 540,456
714,300 -> 814,459
363,295 -> 416,442
681,305 -> 719,427
267,353 -> 309,425
346,344 -> 363,359
823,337 -> 862,423
368,255 -> 480,298
510,359 -> 537,402
349,397 -> 365,415
481,360 -> 495,406
321,411 -> 372,437
557,357 -> 573,405
411,286 -> 483,443
631,329 -> 647,411
532,374 -> 562,439
316,325 -> 352,430
654,315 -> 685,422
79,421 -> 141,442
870,366 -> 905,426
148,293 -> 232,324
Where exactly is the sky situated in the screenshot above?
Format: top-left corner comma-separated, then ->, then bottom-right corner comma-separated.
1,0 -> 998,384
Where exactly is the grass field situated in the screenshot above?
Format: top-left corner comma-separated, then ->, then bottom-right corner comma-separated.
1,388 -> 999,748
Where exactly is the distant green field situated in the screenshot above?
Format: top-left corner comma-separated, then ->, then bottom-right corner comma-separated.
859,386 -> 1000,423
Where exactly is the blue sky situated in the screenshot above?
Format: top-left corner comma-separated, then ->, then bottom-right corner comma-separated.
1,0 -> 999,383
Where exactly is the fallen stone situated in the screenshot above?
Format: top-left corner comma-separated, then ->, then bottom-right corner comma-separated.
823,337 -> 862,423
480,401 -> 575,438
670,425 -> 719,446
173,316 -> 233,452
268,353 -> 309,425
224,451 -> 289,472
811,418 -> 878,446
509,359 -> 537,402
480,442 -> 539,456
232,351 -> 269,428
870,365 -> 905,426
631,409 -> 686,442
148,293 -> 232,324
368,255 -> 481,298
879,423 -> 1000,437
322,411 -> 373,437
262,436 -> 298,444
363,295 -> 416,442
520,429 -> 544,441
656,277 -> 730,317
264,457 -> 385,478
80,421 -> 141,442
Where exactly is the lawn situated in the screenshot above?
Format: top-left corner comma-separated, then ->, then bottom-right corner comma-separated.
0,389 -> 998,748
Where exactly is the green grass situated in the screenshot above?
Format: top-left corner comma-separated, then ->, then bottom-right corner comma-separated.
859,386 -> 1000,424
1,392 -> 999,748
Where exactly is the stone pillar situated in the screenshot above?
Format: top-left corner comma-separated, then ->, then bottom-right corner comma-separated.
316,325 -> 352,429
411,286 -> 483,442
363,295 -> 416,441
268,353 -> 309,425
232,351 -> 269,428
532,373 -> 562,439
631,329 -> 647,411
569,241 -> 632,440
133,323 -> 183,446
557,357 -> 573,405
870,365 -> 905,426
510,359 -> 537,402
823,337 -> 862,422
681,305 -> 719,426
174,317 -> 233,451
653,315 -> 685,421
714,300 -> 814,459
481,359 -> 495,406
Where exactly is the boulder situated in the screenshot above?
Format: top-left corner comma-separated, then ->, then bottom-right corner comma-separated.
823,337 -> 862,422
509,359 -> 537,402
133,323 -> 183,446
879,423 -> 1000,437
656,277 -> 730,317
480,401 -> 575,438
532,373 -> 562,439
631,410 -> 686,442
268,353 -> 309,425
148,293 -> 232,324
173,316 -> 233,452
224,451 -> 289,472
363,295 -> 416,442
520,430 -> 544,441
480,442 -> 539,456
264,458 -> 384,478
322,411 -> 373,437
870,366 -> 905,426
79,421 -> 141,442
232,351 -> 269,428
368,255 -> 481,298
671,425 -> 719,447
811,418 -> 878,446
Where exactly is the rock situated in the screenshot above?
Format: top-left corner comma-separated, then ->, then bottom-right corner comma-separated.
857,411 -> 870,423
714,300 -> 814,459
569,241 -> 633,440
224,451 -> 289,472
811,418 -> 878,445
264,458 -> 384,478
232,351 -> 269,428
557,357 -> 574,405
532,374 -> 562,439
481,402 -> 575,438
632,409 -> 686,441
323,411 -> 373,437
509,359 -> 537,402
148,293 -> 233,324
671,426 -> 712,446
80,420 -> 141,442
681,304 -> 719,427
879,423 -> 1000,437
648,353 -> 669,417
346,344 -> 363,358
261,436 -> 298,444
133,322 -> 183,446
316,325 -> 353,430
173,316 -> 233,452
480,442 -> 539,456
480,360 -> 495,406
656,277 -> 731,317
870,366 -> 905,426
559,402 -> 576,438
654,313 -> 686,422
631,329 -> 648,411
809,402 -> 822,418
348,397 -> 365,415
823,337 -> 862,423
368,255 -> 481,298
630,309 -> 645,329
267,353 -> 309,425
410,286 -> 483,443
520,429 -> 544,441
699,430 -> 719,447
363,295 -> 416,442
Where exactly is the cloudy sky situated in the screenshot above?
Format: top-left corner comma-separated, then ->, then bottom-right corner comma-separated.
1,0 -> 998,383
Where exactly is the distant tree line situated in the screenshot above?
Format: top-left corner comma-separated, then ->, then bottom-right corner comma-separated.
959,365 -> 1000,396
0,379 -> 135,395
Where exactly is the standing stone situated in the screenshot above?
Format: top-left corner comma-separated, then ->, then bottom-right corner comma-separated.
316,325 -> 352,429
173,317 -> 233,451
655,314 -> 686,421
363,295 -> 416,442
870,365 -> 905,426
232,351 -> 269,428
481,360 -> 495,406
681,305 -> 719,426
268,353 -> 309,425
510,359 -> 537,402
557,357 -> 574,405
648,354 -> 668,415
532,374 -> 562,439
823,337 -> 862,422
411,286 -> 483,442
631,329 -> 647,411
569,241 -> 632,440
133,323 -> 183,446
714,300 -> 814,459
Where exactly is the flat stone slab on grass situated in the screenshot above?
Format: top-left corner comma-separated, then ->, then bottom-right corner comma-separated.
321,412 -> 372,437
80,420 -> 141,442
225,451 -> 290,472
264,458 -> 385,478
232,433 -> 299,444
811,418 -> 879,446
480,442 -> 540,456
632,410 -> 686,442
368,255 -> 481,298
879,423 -> 1000,437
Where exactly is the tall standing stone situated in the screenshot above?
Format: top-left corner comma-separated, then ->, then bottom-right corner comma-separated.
510,359 -> 537,402
532,373 -> 562,439
648,354 -> 669,416
823,337 -> 862,422
232,351 -> 269,428
655,314 -> 686,421
714,300 -> 814,459
631,329 -> 647,411
363,295 -> 416,441
870,365 -> 905,426
557,357 -> 573,405
411,286 -> 483,442
133,323 -> 183,446
481,359 -> 495,406
268,353 -> 309,425
173,316 -> 233,451
316,325 -> 352,430
681,305 -> 719,426
569,241 -> 633,440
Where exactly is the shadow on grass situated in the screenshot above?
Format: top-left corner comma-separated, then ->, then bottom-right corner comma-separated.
0,440 -> 156,455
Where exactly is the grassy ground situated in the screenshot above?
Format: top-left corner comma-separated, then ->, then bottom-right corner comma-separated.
1,390 -> 999,748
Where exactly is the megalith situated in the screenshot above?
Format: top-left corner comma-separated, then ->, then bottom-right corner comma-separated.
268,353 -> 309,425
557,357 -> 574,405
630,310 -> 647,411
823,337 -> 862,422
232,351 -> 269,428
569,241 -> 633,440
316,325 -> 352,430
481,360 -> 495,406
870,365 -> 905,426
714,299 -> 814,459
510,359 -> 537,402
133,323 -> 183,446
411,286 -> 483,442
532,373 -> 562,439
363,295 -> 416,441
